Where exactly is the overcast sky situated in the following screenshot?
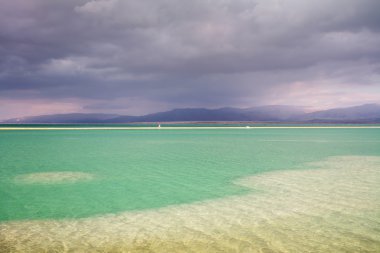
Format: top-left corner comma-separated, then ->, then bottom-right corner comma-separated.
1,0 -> 380,119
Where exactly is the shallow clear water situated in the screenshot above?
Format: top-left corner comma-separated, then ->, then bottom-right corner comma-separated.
1,127 -> 380,252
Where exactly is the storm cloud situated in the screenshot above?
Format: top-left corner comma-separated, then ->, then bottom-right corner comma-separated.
1,0 -> 380,119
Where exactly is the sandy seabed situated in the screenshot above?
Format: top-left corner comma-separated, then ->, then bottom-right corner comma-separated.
1,156 -> 380,253
13,172 -> 94,185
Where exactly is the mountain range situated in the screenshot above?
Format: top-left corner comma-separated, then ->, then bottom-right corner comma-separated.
3,104 -> 380,124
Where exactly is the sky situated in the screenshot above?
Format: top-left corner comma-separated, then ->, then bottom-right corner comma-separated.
1,0 -> 380,120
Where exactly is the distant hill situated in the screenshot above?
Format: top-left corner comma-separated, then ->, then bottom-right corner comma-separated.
295,104 -> 380,123
3,113 -> 124,124
112,108 -> 253,122
2,104 -> 380,123
243,105 -> 306,121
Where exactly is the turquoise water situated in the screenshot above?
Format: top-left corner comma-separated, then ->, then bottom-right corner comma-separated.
1,127 -> 380,221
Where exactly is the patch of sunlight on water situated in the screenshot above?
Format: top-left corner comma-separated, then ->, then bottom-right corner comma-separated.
1,156 -> 379,252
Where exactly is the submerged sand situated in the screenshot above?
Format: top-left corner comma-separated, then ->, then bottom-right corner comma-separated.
1,156 -> 380,252
14,172 -> 94,185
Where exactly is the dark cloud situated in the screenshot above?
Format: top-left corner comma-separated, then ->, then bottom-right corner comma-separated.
1,0 -> 380,118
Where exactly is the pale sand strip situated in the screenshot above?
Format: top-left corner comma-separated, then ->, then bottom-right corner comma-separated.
1,156 -> 380,252
0,126 -> 380,130
13,172 -> 94,185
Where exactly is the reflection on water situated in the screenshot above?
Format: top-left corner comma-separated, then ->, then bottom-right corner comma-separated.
1,156 -> 379,252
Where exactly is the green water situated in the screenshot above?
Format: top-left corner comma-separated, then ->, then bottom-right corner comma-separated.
1,128 -> 380,221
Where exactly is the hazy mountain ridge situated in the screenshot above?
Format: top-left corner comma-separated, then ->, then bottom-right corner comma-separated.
3,113 -> 125,124
298,104 -> 380,121
3,104 -> 380,124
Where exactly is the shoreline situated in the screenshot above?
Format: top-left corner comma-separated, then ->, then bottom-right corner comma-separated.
1,126 -> 380,130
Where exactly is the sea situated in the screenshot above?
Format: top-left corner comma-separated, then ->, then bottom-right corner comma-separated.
0,124 -> 379,252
